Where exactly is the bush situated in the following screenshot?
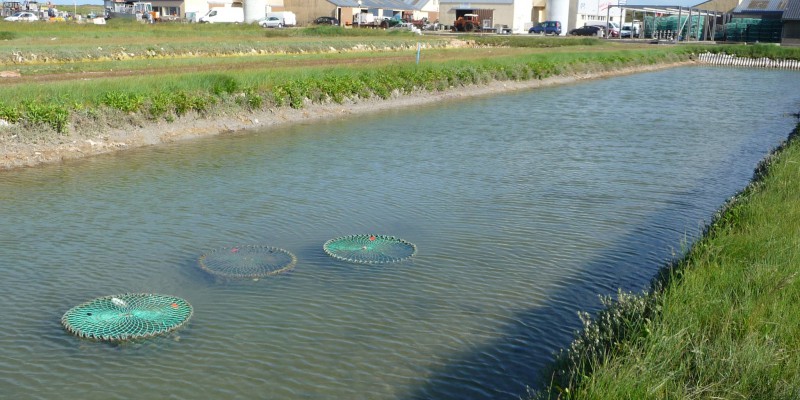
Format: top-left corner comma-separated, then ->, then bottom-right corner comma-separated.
102,91 -> 144,113
209,75 -> 240,96
539,289 -> 662,398
147,91 -> 173,119
0,102 -> 21,123
21,100 -> 70,133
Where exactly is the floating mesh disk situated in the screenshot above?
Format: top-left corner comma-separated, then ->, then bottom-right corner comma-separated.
323,234 -> 417,264
199,245 -> 297,278
61,293 -> 193,342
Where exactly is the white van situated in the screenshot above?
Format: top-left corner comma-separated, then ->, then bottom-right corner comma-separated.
263,11 -> 296,27
199,7 -> 244,23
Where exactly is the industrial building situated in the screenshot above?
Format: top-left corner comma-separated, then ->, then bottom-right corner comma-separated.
786,0 -> 800,45
102,0 -> 800,44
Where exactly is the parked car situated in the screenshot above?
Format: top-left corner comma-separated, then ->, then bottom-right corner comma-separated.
569,25 -> 604,36
584,20 -> 619,37
4,11 -> 39,22
264,11 -> 296,27
313,16 -> 339,25
596,24 -> 620,37
621,23 -> 640,38
528,20 -> 561,35
258,16 -> 284,28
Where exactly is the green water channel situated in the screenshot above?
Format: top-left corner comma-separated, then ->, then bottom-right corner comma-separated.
0,66 -> 798,399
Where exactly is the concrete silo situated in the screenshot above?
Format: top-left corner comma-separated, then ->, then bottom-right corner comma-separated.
546,0 -> 570,36
243,0 -> 267,23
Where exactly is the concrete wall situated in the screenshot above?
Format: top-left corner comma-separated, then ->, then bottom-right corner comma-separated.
784,21 -> 800,46
511,0 -> 533,32
282,0 -> 336,25
243,0 -> 266,22
546,0 -> 568,33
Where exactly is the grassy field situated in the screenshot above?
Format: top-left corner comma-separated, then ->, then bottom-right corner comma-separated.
537,119 -> 800,399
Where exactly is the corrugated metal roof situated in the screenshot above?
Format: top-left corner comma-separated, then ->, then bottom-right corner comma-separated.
403,0 -> 429,8
784,0 -> 800,19
733,0 -> 788,13
328,0 -> 419,10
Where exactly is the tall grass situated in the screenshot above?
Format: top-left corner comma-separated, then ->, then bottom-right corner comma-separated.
0,47 -> 687,137
0,37 -> 447,65
0,20 -> 453,66
537,120 -> 800,399
471,36 -> 602,48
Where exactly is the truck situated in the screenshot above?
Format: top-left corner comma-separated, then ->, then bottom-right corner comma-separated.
199,6 -> 243,23
353,12 -> 375,26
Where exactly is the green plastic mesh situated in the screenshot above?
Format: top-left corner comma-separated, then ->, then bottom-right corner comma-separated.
323,234 -> 417,264
199,245 -> 297,278
61,293 -> 193,342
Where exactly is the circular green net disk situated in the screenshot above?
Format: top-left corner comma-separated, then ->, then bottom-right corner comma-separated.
323,234 -> 417,264
62,293 -> 193,342
199,245 -> 297,278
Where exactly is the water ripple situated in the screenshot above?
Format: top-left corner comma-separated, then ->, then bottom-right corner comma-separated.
1,67 -> 799,399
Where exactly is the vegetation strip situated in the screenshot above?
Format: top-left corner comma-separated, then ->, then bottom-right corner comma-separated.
1,24 -> 799,165
2,46 -> 681,135
537,118 -> 800,399
2,22 -> 795,141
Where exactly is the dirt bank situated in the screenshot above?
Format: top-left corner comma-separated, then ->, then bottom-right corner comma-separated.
0,61 -> 692,171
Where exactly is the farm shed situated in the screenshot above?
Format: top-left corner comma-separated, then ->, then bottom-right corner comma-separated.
438,0 -> 533,33
784,0 -> 800,45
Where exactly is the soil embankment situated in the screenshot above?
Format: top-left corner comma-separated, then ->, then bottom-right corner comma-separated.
0,61 -> 691,170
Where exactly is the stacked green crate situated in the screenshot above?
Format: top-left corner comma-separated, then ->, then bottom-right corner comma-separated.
643,15 -> 656,37
728,18 -> 782,43
754,19 -> 781,42
726,20 -> 746,41
646,16 -> 706,39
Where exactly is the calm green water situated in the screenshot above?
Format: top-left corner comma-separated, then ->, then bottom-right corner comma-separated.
1,67 -> 799,400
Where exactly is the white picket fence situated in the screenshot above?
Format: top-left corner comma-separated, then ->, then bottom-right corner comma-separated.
697,52 -> 800,70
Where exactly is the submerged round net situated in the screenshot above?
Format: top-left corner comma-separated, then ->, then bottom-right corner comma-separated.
61,293 -> 193,342
323,234 -> 417,264
199,245 -> 297,278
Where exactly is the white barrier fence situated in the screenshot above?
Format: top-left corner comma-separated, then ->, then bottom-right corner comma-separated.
697,52 -> 800,70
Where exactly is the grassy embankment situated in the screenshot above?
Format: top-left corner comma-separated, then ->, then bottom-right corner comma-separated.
0,21 -> 796,141
537,115 -> 800,398
0,21 -> 682,138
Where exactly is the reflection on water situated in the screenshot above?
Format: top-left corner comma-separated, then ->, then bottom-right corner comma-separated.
1,67 -> 799,399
